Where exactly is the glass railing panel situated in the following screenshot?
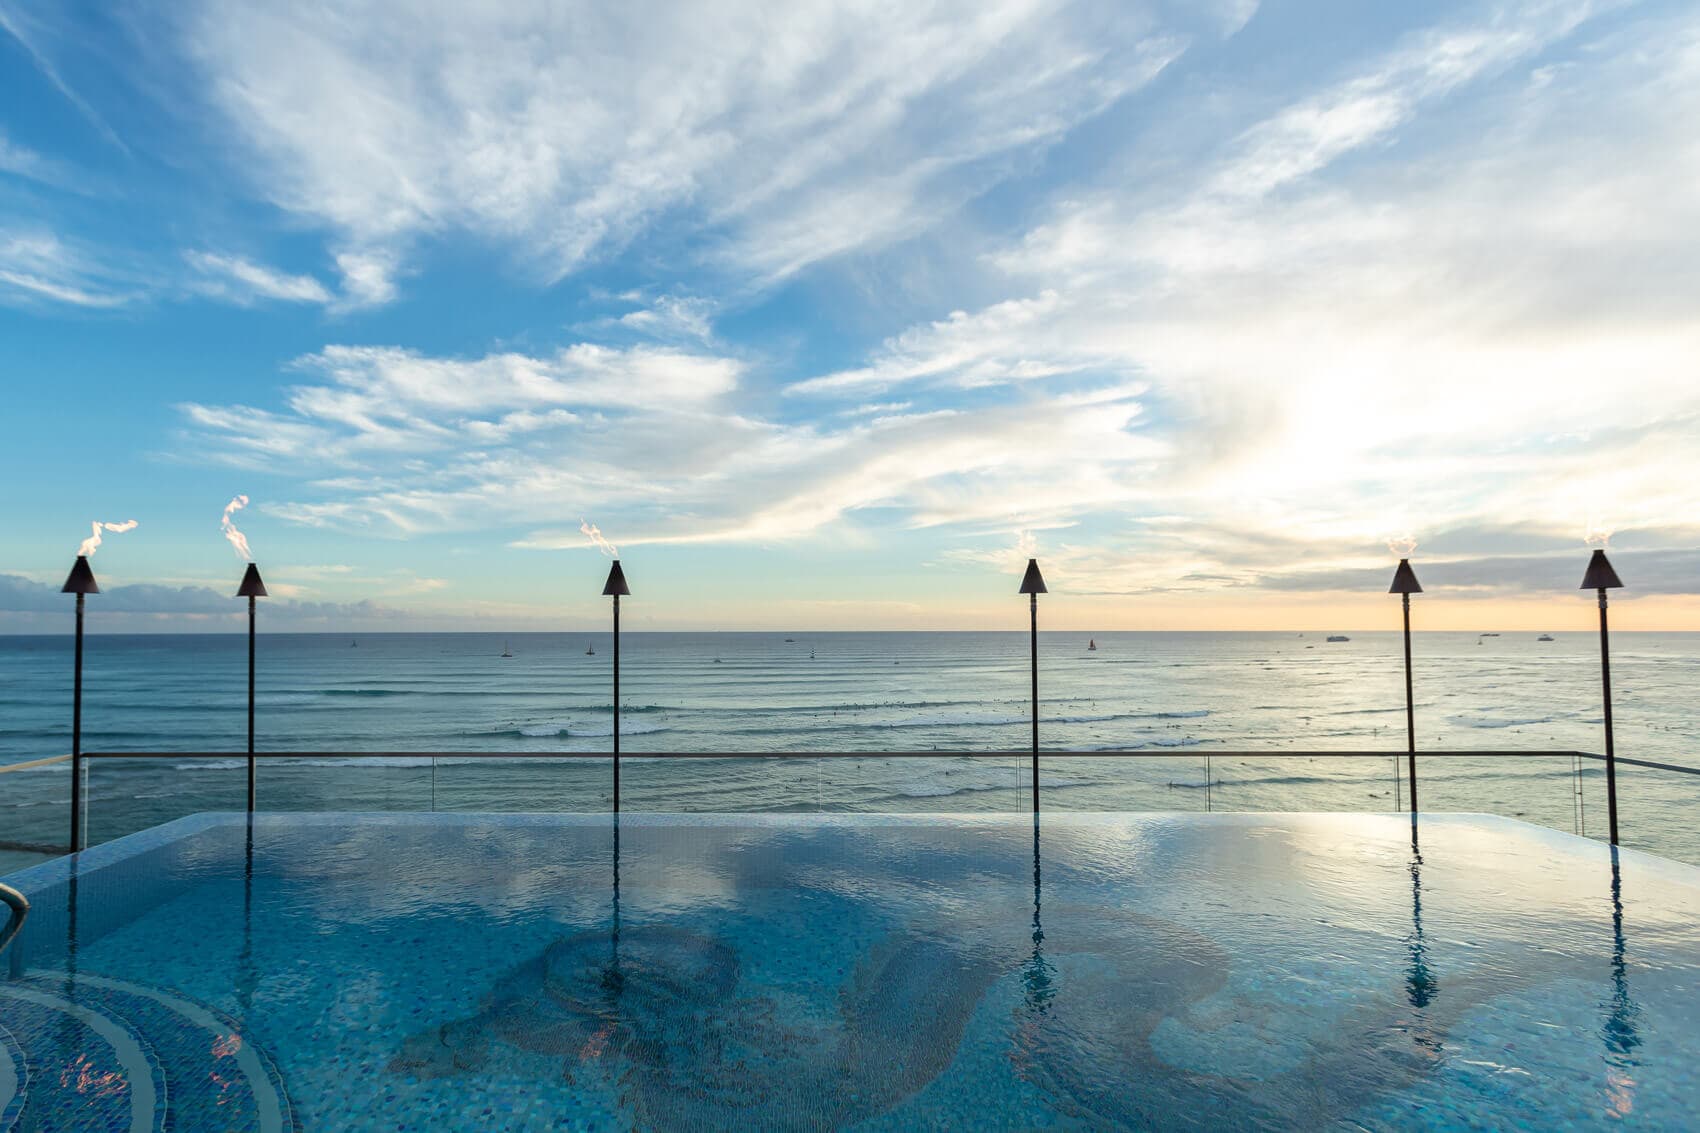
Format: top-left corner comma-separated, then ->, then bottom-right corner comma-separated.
247,755 -> 435,813
1608,759 -> 1700,867
0,755 -> 71,873
1035,754 -> 1210,811
428,756 -> 611,812
825,755 -> 1031,813
1411,755 -> 1588,838
1195,753 -> 1397,813
619,755 -> 810,813
86,756 -> 247,846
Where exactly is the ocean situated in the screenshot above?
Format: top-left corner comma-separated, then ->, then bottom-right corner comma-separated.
2,631 -> 1697,871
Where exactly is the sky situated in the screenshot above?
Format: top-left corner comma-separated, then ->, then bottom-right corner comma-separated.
1,0 -> 1696,633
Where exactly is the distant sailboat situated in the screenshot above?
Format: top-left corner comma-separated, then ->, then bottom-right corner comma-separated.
501,640 -> 513,658
350,638 -> 358,648
1087,638 -> 1097,651
586,643 -> 595,655
1538,633 -> 1555,642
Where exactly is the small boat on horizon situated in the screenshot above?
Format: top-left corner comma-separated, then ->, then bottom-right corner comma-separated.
350,638 -> 358,648
1538,633 -> 1555,642
1087,638 -> 1097,651
501,640 -> 513,658
585,643 -> 595,655
1325,635 -> 1350,643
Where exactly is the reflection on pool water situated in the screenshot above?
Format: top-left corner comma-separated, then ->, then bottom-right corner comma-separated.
3,811 -> 1698,1130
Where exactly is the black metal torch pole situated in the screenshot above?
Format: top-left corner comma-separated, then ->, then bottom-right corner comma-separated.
613,592 -> 621,814
1403,592 -> 1416,815
1599,588 -> 1618,846
71,593 -> 85,852
1029,592 -> 1039,815
247,594 -> 257,811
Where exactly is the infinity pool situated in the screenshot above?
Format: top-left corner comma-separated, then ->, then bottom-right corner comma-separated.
3,812 -> 1698,1130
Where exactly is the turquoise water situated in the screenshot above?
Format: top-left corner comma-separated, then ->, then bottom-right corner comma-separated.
2,632 -> 1698,868
4,811 -> 1699,1130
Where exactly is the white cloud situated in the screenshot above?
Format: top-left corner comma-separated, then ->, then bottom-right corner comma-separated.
0,228 -> 133,308
779,3 -> 1700,589
170,2 -> 1700,595
332,249 -> 399,309
185,250 -> 333,305
180,327 -> 1161,547
172,0 -> 1189,299
616,295 -> 717,342
0,128 -> 60,184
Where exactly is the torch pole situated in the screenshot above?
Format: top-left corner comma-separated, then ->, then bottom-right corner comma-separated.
1599,588 -> 1618,846
1403,592 -> 1416,815
1029,592 -> 1039,815
247,593 -> 257,812
71,593 -> 85,852
613,593 -> 621,814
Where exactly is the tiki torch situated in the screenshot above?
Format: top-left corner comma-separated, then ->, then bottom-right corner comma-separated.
1389,557 -> 1422,815
236,562 -> 268,811
1582,547 -> 1624,845
602,560 -> 631,812
62,555 -> 99,852
1018,558 -> 1047,815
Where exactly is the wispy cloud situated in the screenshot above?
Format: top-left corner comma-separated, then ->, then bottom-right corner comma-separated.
168,0 -> 1189,301
0,1 -> 131,154
0,127 -> 67,185
615,295 -> 717,343
185,250 -> 332,306
0,228 -> 135,308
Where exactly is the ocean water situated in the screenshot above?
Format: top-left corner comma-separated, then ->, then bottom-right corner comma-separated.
1,631 -> 1697,869
6,811 -> 1700,1130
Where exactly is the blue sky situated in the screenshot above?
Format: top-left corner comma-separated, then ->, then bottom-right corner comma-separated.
2,0 -> 1697,632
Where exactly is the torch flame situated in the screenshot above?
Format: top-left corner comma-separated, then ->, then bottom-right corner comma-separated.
579,519 -> 618,558
1386,534 -> 1418,558
221,495 -> 253,561
78,519 -> 138,558
1585,525 -> 1612,549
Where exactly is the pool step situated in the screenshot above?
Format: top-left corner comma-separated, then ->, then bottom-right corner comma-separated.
0,972 -> 294,1132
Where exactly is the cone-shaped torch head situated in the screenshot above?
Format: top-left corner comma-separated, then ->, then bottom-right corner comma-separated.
236,562 -> 268,598
1581,548 -> 1623,590
602,560 -> 631,597
61,555 -> 100,595
1389,558 -> 1422,595
1018,558 -> 1048,595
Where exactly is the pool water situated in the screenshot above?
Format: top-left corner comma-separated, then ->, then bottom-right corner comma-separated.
3,811 -> 1698,1130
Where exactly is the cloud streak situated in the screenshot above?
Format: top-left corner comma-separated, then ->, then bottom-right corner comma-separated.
167,0 -> 1189,300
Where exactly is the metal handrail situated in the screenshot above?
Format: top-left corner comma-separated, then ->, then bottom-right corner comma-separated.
0,882 -> 27,957
0,753 -> 71,775
79,748 -> 1633,761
